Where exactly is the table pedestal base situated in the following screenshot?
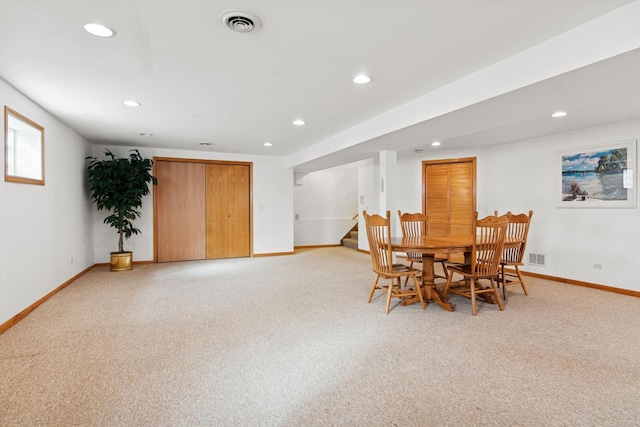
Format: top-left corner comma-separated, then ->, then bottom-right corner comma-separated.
401,283 -> 455,311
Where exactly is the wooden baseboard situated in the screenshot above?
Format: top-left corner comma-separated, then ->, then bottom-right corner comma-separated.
295,244 -> 342,249
253,251 -> 295,257
0,265 -> 94,335
521,270 -> 640,298
94,260 -> 155,267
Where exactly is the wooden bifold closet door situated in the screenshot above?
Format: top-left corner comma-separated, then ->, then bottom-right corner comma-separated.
155,159 -> 251,262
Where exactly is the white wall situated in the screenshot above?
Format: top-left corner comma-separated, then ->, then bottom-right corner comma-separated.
1,78 -> 94,325
390,119 -> 640,292
293,162 -> 358,246
90,145 -> 294,264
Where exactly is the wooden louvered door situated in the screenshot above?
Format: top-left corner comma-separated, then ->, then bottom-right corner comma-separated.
423,158 -> 476,263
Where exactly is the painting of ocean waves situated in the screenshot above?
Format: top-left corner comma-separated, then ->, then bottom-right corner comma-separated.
562,171 -> 626,201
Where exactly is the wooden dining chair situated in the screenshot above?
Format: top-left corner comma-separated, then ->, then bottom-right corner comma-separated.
494,210 -> 533,299
442,212 -> 509,315
363,210 -> 426,313
397,211 -> 449,284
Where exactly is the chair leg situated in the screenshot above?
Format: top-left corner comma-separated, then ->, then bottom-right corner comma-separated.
412,274 -> 426,310
470,279 -> 477,316
367,275 -> 380,303
385,279 -> 394,314
490,278 -> 504,311
442,269 -> 454,297
403,261 -> 414,287
515,266 -> 529,295
440,261 -> 449,281
501,264 -> 507,300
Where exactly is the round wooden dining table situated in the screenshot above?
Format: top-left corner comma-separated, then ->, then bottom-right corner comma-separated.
388,235 -> 475,311
389,234 -> 522,311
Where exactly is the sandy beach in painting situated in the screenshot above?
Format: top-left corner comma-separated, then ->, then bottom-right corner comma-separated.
561,171 -> 626,202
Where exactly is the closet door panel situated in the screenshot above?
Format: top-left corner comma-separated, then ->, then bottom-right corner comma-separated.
206,164 -> 229,259
424,164 -> 450,236
449,162 -> 474,235
156,161 -> 206,262
227,165 -> 250,258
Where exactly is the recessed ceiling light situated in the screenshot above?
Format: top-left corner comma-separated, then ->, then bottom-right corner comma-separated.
122,100 -> 141,107
83,23 -> 115,38
551,111 -> 567,118
431,141 -> 441,146
263,142 -> 273,147
352,74 -> 371,84
414,149 -> 423,154
293,119 -> 305,126
139,132 -> 153,137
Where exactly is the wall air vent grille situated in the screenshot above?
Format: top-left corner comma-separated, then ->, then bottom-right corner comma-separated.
528,253 -> 546,266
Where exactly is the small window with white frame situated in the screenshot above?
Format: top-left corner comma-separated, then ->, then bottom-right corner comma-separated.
4,106 -> 45,185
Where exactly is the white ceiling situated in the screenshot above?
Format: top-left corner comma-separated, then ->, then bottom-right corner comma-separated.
1,0 -> 639,173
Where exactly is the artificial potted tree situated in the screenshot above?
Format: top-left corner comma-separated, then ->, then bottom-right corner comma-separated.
86,149 -> 157,271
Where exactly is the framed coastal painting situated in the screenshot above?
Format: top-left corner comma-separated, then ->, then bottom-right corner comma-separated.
557,140 -> 636,208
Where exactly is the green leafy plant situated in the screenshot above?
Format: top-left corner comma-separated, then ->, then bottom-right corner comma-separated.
86,149 -> 157,253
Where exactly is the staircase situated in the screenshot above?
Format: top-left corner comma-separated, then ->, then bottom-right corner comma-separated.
341,224 -> 358,250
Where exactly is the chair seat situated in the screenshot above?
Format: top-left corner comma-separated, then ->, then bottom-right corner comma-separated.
386,264 -> 421,275
501,260 -> 524,267
448,263 -> 472,274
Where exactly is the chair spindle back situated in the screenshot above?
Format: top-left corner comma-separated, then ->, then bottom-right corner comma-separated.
472,213 -> 509,276
502,211 -> 533,264
397,211 -> 428,261
363,210 -> 393,273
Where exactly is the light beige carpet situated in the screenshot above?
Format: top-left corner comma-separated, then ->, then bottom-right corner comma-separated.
1,247 -> 639,426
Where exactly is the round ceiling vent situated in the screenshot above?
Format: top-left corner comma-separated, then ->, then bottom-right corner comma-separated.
220,9 -> 263,33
